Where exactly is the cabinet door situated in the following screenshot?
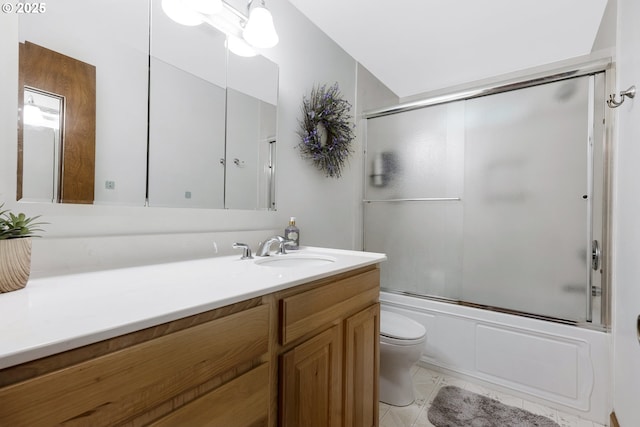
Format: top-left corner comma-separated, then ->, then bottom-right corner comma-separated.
280,324 -> 343,427
344,303 -> 380,427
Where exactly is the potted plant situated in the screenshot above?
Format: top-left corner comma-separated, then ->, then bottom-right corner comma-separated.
0,203 -> 45,293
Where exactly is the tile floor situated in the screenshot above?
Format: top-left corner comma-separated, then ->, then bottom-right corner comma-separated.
379,365 -> 607,427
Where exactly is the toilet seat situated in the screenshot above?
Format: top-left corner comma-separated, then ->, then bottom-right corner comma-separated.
380,310 -> 426,346
380,334 -> 426,346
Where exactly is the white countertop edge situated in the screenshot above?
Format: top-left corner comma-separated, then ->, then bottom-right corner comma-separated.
0,247 -> 386,369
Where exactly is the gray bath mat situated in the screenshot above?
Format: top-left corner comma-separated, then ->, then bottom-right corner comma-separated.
427,386 -> 560,427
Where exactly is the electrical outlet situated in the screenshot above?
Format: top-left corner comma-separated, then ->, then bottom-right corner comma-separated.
105,180 -> 115,190
185,191 -> 192,199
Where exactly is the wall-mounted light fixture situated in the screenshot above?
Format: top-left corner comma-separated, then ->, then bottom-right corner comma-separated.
243,0 -> 279,48
161,0 -> 279,54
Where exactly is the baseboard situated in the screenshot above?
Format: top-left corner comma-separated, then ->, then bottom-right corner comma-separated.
610,411 -> 620,427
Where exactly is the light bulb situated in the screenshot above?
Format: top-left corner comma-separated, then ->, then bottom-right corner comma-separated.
227,36 -> 257,57
243,6 -> 279,48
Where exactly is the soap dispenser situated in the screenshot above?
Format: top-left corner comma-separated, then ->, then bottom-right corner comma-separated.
284,217 -> 300,250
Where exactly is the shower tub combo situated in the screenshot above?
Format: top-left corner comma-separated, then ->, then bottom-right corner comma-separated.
363,60 -> 612,424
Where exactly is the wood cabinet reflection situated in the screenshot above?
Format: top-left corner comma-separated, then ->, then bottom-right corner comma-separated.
18,41 -> 96,204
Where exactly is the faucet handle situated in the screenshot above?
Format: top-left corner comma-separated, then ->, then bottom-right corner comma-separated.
232,242 -> 253,260
277,239 -> 296,255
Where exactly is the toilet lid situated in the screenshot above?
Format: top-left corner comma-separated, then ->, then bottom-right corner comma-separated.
380,310 -> 426,340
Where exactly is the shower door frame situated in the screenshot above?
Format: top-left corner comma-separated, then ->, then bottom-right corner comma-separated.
362,58 -> 614,329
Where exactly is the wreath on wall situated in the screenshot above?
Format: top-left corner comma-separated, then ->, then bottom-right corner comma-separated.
297,83 -> 356,178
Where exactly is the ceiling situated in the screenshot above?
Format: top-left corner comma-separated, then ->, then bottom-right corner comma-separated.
287,0 -> 609,99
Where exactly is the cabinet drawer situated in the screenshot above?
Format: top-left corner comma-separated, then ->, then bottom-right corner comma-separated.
149,362 -> 270,427
280,268 -> 379,345
0,304 -> 270,427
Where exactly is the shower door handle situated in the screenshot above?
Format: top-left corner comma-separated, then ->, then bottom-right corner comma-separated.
591,240 -> 600,271
586,239 -> 601,324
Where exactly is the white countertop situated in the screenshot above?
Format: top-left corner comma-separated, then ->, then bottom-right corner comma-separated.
0,247 -> 385,370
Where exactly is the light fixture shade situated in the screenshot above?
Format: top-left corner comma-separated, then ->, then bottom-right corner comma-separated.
243,6 -> 279,48
183,0 -> 222,15
227,36 -> 257,57
161,0 -> 203,26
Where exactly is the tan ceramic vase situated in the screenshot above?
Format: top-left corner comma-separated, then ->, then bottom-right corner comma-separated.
0,238 -> 32,293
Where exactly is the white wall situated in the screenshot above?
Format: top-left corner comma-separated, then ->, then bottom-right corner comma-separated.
0,14 -> 19,206
357,64 -> 400,113
612,0 -> 640,424
592,0 -> 617,54
259,0 -> 359,250
0,0 -> 361,275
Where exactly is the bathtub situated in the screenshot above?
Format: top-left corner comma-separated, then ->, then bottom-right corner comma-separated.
380,291 -> 610,425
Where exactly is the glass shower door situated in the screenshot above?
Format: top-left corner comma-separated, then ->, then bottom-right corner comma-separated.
364,101 -> 465,300
461,76 -> 596,322
364,73 -> 606,324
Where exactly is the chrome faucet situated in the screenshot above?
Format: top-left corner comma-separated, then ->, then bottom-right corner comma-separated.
256,235 -> 284,256
257,235 -> 292,256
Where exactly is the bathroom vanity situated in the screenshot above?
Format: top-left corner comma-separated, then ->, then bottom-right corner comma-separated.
0,247 -> 385,427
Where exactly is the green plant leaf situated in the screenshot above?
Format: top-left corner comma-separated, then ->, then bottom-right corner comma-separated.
0,202 -> 46,239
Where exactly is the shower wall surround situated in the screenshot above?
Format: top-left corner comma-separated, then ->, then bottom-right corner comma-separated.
363,67 -> 612,424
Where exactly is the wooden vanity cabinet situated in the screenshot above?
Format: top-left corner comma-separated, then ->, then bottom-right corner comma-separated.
0,264 -> 381,427
0,298 -> 271,427
277,265 -> 380,427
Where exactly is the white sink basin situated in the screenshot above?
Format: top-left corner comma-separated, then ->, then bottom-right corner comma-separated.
254,254 -> 336,268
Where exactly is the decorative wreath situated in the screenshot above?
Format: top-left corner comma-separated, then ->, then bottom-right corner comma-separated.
297,83 -> 355,178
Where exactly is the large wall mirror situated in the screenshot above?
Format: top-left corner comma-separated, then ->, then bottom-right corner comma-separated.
17,0 -> 278,210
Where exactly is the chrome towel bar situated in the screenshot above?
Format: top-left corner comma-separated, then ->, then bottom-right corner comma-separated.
363,197 -> 461,203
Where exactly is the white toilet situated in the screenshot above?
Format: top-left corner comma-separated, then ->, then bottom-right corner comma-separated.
379,309 -> 427,406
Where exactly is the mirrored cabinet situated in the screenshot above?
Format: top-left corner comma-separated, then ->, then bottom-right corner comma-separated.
17,0 -> 278,210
